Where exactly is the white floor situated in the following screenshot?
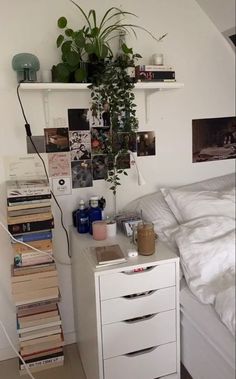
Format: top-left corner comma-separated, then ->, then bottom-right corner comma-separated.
0,344 -> 86,379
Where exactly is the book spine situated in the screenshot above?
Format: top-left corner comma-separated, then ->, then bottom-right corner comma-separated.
13,231 -> 52,242
137,64 -> 174,71
20,354 -> 64,369
7,194 -> 51,205
135,69 -> 175,81
8,212 -> 53,225
12,240 -> 53,254
7,188 -> 50,198
8,219 -> 54,234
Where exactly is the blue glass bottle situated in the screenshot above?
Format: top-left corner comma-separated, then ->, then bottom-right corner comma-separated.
76,200 -> 89,234
88,196 -> 102,234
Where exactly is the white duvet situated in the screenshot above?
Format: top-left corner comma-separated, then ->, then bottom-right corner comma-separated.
173,216 -> 235,336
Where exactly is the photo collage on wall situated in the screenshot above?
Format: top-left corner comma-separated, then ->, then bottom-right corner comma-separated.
26,106 -> 156,190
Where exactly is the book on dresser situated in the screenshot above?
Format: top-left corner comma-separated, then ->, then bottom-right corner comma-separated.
94,244 -> 127,267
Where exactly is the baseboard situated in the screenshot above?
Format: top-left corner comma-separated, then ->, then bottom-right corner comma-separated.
0,330 -> 76,362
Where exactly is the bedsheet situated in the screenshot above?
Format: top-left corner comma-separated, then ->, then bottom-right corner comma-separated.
174,216 -> 235,336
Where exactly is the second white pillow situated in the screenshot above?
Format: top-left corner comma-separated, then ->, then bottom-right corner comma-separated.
160,187 -> 235,223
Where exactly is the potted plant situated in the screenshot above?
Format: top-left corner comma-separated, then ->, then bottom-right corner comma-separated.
52,0 -> 164,83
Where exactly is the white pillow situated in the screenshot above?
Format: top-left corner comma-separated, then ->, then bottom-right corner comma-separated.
160,188 -> 235,223
125,173 -> 235,246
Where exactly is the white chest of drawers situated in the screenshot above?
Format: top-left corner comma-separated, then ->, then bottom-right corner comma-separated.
71,228 -> 180,379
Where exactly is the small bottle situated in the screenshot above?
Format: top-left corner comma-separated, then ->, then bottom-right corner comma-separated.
88,196 -> 102,234
76,200 -> 89,234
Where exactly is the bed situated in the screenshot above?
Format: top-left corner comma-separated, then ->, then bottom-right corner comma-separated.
126,173 -> 235,379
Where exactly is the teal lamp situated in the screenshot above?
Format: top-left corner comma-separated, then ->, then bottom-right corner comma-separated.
12,53 -> 40,82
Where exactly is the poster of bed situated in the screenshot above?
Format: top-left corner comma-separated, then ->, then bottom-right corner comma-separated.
192,116 -> 236,162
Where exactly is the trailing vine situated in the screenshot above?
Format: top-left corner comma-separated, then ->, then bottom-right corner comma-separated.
89,44 -> 141,194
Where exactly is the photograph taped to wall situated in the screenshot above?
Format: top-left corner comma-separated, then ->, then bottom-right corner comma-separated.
68,108 -> 90,130
192,116 -> 236,162
71,160 -> 93,188
44,128 -> 69,153
92,155 -> 108,180
69,131 -> 91,161
26,136 -> 46,154
91,127 -> 111,154
112,132 -> 137,152
48,152 -> 71,177
137,131 -> 156,156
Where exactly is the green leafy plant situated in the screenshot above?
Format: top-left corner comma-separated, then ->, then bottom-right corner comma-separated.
52,1 -> 167,82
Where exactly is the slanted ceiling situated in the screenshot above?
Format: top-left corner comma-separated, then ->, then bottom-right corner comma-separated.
195,0 -> 236,49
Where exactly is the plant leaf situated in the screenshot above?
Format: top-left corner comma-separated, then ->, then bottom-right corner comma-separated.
65,28 -> 74,37
74,67 -> 86,82
61,40 -> 72,54
58,17 -> 67,29
56,34 -> 64,48
65,51 -> 80,66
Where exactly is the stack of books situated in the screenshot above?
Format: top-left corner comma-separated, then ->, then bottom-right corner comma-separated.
135,64 -> 176,82
6,180 -> 64,375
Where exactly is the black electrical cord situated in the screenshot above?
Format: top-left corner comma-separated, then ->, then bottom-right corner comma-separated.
16,82 -> 71,259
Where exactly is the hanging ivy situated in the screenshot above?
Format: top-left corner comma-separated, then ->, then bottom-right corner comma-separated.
89,45 -> 141,194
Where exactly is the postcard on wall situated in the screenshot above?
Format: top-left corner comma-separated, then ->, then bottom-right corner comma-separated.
92,155 -> 108,180
4,155 -> 48,180
192,116 -> 236,163
26,136 -> 46,154
71,160 -> 93,188
137,131 -> 156,157
68,108 -> 90,130
44,128 -> 69,153
48,152 -> 71,177
52,177 -> 72,196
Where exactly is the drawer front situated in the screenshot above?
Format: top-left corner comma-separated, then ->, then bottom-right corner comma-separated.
101,286 -> 176,324
104,342 -> 177,379
102,309 -> 176,359
100,263 -> 176,300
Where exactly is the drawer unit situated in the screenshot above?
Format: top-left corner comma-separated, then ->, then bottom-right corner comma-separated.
99,263 -> 176,300
101,286 -> 176,324
102,309 -> 176,359
104,342 -> 177,379
71,229 -> 180,379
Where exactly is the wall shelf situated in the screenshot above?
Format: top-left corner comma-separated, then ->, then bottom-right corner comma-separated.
19,81 -> 184,124
19,81 -> 184,91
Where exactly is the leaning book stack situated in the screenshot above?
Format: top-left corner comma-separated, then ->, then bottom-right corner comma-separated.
6,180 -> 64,375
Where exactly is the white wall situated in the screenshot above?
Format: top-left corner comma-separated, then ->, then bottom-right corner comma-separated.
0,0 -> 235,361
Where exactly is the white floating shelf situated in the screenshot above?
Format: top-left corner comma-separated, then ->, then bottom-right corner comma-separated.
19,81 -> 184,91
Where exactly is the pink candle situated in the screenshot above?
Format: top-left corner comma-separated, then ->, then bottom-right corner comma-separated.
92,221 -> 107,240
